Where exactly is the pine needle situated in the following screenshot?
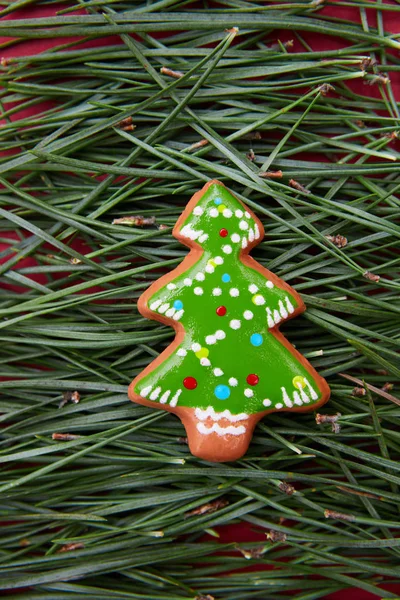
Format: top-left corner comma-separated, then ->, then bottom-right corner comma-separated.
0,1 -> 400,598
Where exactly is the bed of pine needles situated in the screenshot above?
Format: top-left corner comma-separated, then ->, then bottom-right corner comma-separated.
0,1 -> 400,598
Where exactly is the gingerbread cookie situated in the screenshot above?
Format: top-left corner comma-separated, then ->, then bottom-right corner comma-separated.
128,180 -> 330,462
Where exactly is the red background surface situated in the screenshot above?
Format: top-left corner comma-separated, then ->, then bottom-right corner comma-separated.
1,3 -> 399,599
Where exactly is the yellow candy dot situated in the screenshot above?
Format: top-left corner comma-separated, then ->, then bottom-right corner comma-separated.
293,375 -> 306,389
195,347 -> 209,359
252,294 -> 265,306
207,259 -> 217,268
218,204 -> 227,213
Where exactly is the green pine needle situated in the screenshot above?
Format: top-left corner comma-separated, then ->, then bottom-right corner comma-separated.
0,1 -> 400,598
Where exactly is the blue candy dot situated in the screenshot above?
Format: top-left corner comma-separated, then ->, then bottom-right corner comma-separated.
215,384 -> 230,400
251,333 -> 263,347
214,197 -> 222,205
173,300 -> 183,310
222,273 -> 231,283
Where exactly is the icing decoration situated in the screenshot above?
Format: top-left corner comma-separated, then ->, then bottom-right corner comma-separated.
215,384 -> 230,400
183,377 -> 198,390
128,180 -> 330,462
246,374 -> 259,386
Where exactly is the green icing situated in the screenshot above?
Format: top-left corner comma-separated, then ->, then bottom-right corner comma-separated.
133,183 -> 324,415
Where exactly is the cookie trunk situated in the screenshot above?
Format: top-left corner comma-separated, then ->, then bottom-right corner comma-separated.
179,407 -> 260,462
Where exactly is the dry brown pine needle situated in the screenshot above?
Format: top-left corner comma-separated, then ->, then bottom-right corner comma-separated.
326,234 -> 348,248
259,170 -> 283,179
112,216 -> 157,226
266,530 -> 287,543
57,543 -> 85,553
324,509 -> 356,522
160,66 -> 184,79
185,498 -> 229,518
363,271 -> 380,282
279,482 -> 296,496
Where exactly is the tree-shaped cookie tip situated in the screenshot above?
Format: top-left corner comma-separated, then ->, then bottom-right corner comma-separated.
128,180 -> 330,462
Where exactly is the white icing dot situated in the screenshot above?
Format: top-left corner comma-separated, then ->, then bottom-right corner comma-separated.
160,390 -> 171,404
245,211 -> 251,219
229,377 -> 238,386
215,329 -> 226,340
266,280 -> 274,289
206,335 -> 216,345
212,287 -> 222,296
193,230 -> 204,241
177,348 -> 187,357
198,234 -> 208,243
266,307 -> 275,328
235,209 -> 243,218
170,389 -> 182,407
222,244 -> 232,254
184,278 -> 192,286
195,272 -> 205,281
191,343 -> 201,352
194,287 -> 203,295
286,296 -> 295,313
193,206 -> 203,216
150,386 -> 161,400
205,264 -> 214,274
214,256 -> 224,265
263,399 -> 271,407
279,299 -> 288,319
244,388 -> 254,398
230,319 -> 241,330
180,225 -> 190,237
200,357 -> 211,366
150,300 -> 162,310
209,207 -> 218,218
167,283 -> 176,290
239,220 -> 249,231
223,208 -> 232,218
231,233 -> 240,243
243,310 -> 253,320
229,288 -> 239,297
248,284 -> 258,294
214,368 -> 224,376
254,294 -> 265,306
276,403 -> 283,409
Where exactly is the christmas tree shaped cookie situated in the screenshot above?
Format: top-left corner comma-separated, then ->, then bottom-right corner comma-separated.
128,180 -> 330,461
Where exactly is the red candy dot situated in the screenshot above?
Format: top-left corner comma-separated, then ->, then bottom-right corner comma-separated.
219,228 -> 228,237
183,376 -> 197,390
246,374 -> 259,386
216,306 -> 227,316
